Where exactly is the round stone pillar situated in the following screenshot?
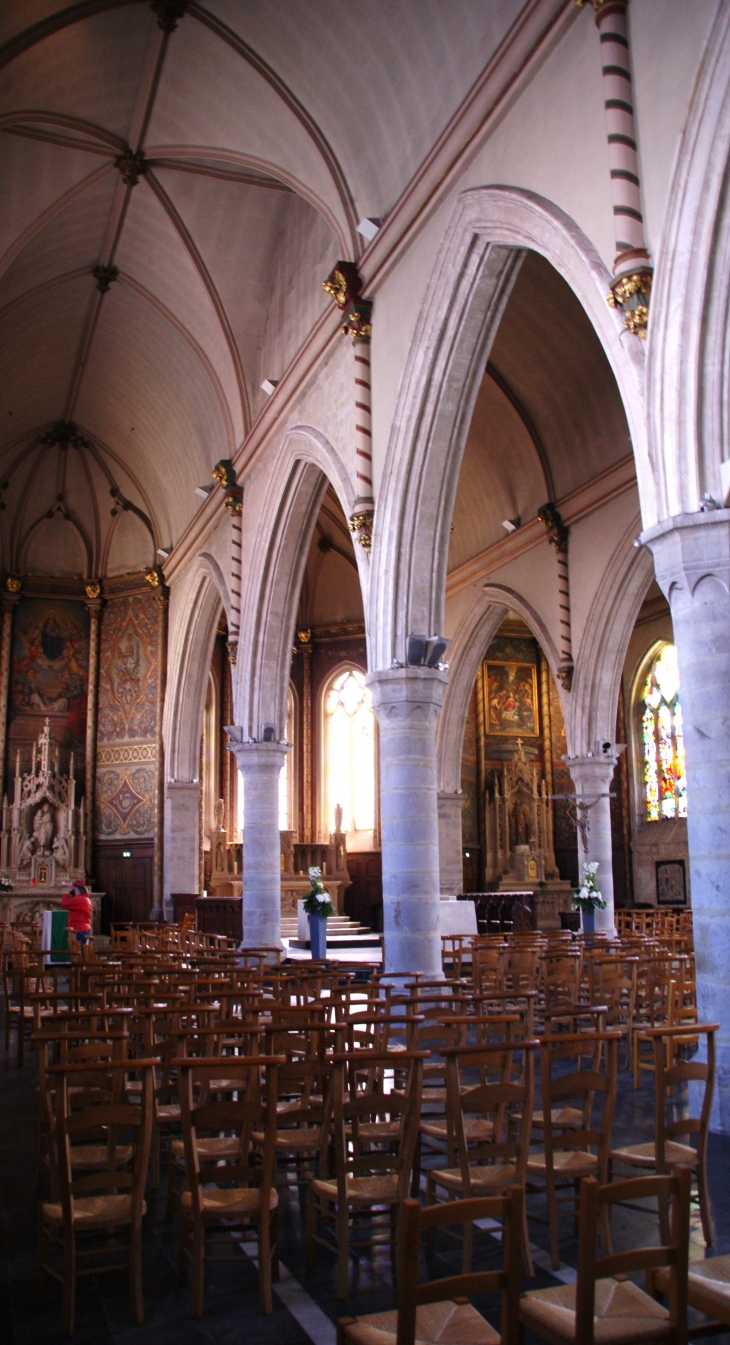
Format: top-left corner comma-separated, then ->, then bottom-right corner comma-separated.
227,739 -> 290,950
565,752 -> 623,934
367,667 -> 447,976
643,510 -> 730,1131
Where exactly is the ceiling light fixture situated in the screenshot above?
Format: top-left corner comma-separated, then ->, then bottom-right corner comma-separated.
157,546 -> 171,560
501,517 -> 521,534
261,379 -> 278,396
357,217 -> 382,242
195,483 -> 213,499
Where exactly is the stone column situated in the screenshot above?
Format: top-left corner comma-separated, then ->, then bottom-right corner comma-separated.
642,510 -> 730,1131
437,791 -> 463,895
227,738 -> 290,949
83,584 -> 102,860
565,752 -> 623,933
148,574 -> 169,921
367,667 -> 447,975
0,578 -> 21,792
164,780 -> 201,918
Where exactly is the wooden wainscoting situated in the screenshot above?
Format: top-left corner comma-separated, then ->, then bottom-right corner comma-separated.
94,840 -> 154,931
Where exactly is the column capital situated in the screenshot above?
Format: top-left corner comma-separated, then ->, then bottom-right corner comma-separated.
225,732 -> 291,774
640,510 -> 730,605
564,749 -> 624,797
366,666 -> 447,723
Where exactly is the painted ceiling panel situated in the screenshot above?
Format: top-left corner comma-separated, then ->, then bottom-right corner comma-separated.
206,0 -> 526,217
0,136 -> 109,266
74,281 -> 230,542
0,169 -> 118,310
0,278 -> 91,445
145,13 -> 351,246
0,7 -> 155,140
114,179 -> 245,440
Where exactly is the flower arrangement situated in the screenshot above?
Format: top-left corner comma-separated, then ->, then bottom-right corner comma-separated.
0,874 -> 12,892
572,860 -> 607,913
303,866 -> 335,918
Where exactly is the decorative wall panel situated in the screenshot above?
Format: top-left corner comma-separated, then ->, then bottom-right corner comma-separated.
6,598 -> 89,799
95,590 -> 158,839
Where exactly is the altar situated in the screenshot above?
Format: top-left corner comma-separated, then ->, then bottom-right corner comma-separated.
0,719 -> 100,929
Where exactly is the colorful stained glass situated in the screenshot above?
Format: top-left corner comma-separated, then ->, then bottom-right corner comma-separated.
641,644 -> 687,822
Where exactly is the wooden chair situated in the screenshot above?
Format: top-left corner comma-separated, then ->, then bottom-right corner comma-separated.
426,1038 -> 537,1275
306,1048 -> 425,1298
176,1054 -> 283,1316
520,1167 -> 691,1345
655,1253 -> 730,1336
337,1188 -> 524,1345
37,1058 -> 156,1336
526,1031 -> 619,1270
609,1022 -> 717,1246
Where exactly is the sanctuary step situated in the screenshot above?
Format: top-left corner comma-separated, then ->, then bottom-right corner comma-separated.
282,912 -> 381,950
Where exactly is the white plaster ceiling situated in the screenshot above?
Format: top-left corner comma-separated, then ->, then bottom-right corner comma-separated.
0,0 -> 526,577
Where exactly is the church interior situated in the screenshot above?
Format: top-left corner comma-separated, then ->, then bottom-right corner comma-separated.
2,2 -> 730,1342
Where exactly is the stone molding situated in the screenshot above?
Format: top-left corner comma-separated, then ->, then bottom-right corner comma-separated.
367,666 -> 447,725
641,510 -> 730,603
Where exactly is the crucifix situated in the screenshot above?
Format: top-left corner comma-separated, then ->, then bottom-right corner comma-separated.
549,792 -> 614,850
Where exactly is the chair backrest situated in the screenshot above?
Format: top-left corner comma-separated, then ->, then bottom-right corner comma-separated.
396,1188 -> 524,1345
176,1055 -> 285,1220
649,1023 -> 718,1162
573,1168 -> 690,1345
443,1039 -> 537,1187
539,1032 -> 619,1171
326,1049 -> 425,1200
51,1059 -> 156,1225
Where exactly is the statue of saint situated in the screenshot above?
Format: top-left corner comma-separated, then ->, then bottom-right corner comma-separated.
18,832 -> 35,867
52,829 -> 70,869
33,802 -> 54,854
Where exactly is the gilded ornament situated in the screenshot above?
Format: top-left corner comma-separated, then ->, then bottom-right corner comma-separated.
322,261 -> 363,311
115,151 -> 147,187
607,268 -> 652,339
343,300 -> 373,340
226,641 -> 238,666
144,567 -> 160,588
297,628 -> 312,645
348,510 -> 375,552
322,269 -> 348,307
537,502 -> 569,553
84,581 -> 101,599
5,576 -> 21,593
224,489 -> 243,514
557,664 -> 574,693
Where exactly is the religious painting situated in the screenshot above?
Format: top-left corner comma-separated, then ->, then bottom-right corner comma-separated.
656,859 -> 687,906
7,598 -> 89,796
96,591 -> 159,839
484,661 -> 538,736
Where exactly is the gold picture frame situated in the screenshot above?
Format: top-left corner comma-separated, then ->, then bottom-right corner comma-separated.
484,661 -> 538,737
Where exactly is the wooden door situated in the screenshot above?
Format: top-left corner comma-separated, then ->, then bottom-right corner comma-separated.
95,842 -> 154,930
344,851 -> 383,931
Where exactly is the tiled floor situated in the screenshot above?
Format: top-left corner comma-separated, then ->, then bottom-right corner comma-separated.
3,1040 -> 730,1344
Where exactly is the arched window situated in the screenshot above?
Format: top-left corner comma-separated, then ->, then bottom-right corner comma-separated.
640,643 -> 687,822
323,667 -> 375,849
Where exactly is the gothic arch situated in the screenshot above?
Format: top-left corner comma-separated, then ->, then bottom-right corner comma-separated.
646,2 -> 730,520
235,425 -> 367,739
370,185 -> 649,672
164,557 -> 228,784
568,514 -> 654,756
437,585 -> 563,796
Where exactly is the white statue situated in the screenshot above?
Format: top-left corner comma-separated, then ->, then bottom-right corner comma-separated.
33,802 -> 54,855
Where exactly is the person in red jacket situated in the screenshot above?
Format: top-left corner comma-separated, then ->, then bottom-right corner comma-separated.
62,881 -> 92,945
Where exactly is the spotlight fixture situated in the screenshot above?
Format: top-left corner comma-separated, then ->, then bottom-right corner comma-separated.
501,517 -> 521,534
356,217 -> 382,242
406,634 -> 450,669
261,378 -> 279,396
157,546 -> 171,561
195,483 -> 213,499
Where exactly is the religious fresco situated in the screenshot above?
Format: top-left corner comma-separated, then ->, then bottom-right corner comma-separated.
484,661 -> 538,737
6,598 -> 89,797
96,591 -> 158,838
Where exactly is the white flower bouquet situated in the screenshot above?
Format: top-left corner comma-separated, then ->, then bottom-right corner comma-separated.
303,866 -> 335,918
572,860 -> 607,912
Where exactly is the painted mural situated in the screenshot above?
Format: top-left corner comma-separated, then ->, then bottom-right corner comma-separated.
96,591 -> 158,838
7,598 -> 89,797
485,662 -> 538,737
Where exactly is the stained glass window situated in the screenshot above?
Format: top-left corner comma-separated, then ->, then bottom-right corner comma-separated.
641,643 -> 687,822
325,668 -> 375,840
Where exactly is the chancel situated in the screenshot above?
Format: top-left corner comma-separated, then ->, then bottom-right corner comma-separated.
3,2 -> 730,1342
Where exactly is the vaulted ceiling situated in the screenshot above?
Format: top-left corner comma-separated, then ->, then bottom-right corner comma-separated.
0,0 -> 525,578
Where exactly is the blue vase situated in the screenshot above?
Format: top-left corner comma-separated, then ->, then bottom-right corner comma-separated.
309,913 -> 328,959
582,907 -> 595,934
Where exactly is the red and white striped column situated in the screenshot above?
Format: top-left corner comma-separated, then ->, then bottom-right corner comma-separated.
538,503 -> 573,691
211,459 -> 243,664
579,0 -> 652,336
322,262 -> 374,551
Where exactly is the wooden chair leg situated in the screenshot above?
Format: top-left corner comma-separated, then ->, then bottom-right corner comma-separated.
696,1160 -> 714,1246
258,1212 -> 273,1314
461,1217 -> 474,1275
336,1201 -> 350,1298
190,1225 -> 205,1317
521,1200 -> 534,1278
411,1131 -> 422,1198
36,1214 -> 49,1293
546,1172 -> 561,1271
130,1221 -> 145,1324
599,1203 -> 613,1257
61,1228 -> 76,1337
305,1190 -> 318,1273
178,1217 -> 188,1285
271,1208 -> 280,1283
